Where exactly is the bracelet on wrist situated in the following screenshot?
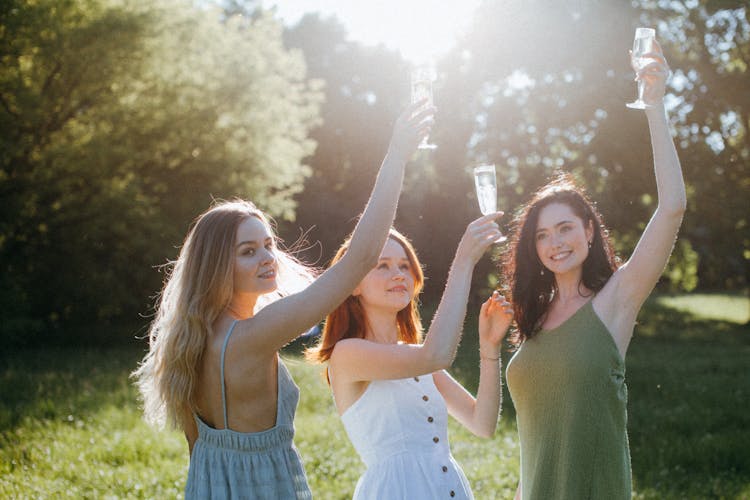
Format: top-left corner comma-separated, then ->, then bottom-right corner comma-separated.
480,354 -> 501,361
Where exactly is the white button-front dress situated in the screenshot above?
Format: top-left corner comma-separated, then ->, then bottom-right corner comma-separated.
339,374 -> 473,499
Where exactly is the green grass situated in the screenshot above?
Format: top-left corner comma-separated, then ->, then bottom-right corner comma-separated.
0,293 -> 748,499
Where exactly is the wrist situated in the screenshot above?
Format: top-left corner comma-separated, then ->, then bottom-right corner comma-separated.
384,147 -> 409,166
450,256 -> 474,275
479,346 -> 501,361
645,101 -> 668,121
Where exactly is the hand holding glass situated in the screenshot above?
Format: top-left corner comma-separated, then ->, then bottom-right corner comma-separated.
626,27 -> 656,110
411,64 -> 437,150
473,164 -> 506,242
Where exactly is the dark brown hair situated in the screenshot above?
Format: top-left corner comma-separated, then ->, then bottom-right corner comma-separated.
501,173 -> 618,345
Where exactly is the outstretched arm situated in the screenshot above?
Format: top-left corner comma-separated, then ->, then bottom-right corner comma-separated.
243,103 -> 434,353
618,45 -> 686,305
330,213 -> 504,382
436,292 -> 513,437
599,43 -> 686,352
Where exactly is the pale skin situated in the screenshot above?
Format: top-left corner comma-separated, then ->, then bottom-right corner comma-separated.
515,41 -> 685,500
328,214 -> 514,439
182,102 -> 434,452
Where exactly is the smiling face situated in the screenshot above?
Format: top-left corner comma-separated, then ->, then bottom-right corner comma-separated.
353,238 -> 416,314
233,216 -> 279,298
535,202 -> 594,279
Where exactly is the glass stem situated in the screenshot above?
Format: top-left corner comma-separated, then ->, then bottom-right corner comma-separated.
637,79 -> 646,103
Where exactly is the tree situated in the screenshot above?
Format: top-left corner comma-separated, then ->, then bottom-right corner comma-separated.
0,0 -> 321,345
439,0 -> 748,291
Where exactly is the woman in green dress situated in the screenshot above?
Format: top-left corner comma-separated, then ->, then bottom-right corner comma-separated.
502,43 -> 684,499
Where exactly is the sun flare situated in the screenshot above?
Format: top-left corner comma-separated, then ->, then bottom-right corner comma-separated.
263,0 -> 482,63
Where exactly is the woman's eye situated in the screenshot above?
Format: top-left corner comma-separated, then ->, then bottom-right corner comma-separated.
243,249 -> 255,256
536,233 -> 546,241
377,263 -> 388,270
399,264 -> 410,271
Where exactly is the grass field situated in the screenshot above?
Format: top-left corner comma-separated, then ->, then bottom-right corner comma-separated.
0,293 -> 748,499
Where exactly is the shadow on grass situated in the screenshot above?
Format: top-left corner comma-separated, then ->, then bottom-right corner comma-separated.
0,344 -> 146,433
622,300 -> 749,499
2,297 -> 748,498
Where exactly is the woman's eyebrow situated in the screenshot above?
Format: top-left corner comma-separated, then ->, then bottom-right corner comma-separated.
536,219 -> 574,233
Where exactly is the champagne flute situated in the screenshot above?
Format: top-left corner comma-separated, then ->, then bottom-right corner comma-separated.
473,164 -> 506,242
411,63 -> 437,150
626,27 -> 656,110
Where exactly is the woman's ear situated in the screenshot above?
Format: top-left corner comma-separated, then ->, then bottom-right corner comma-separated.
352,285 -> 361,297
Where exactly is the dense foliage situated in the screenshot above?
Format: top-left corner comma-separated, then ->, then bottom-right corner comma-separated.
0,0 -> 321,344
1,0 -> 747,345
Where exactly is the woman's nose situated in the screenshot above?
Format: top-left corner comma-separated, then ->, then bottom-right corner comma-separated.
261,248 -> 276,264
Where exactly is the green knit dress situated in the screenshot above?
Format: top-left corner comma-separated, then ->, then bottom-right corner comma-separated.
506,300 -> 631,500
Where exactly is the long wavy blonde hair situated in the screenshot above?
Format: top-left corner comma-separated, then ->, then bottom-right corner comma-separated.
132,199 -> 315,429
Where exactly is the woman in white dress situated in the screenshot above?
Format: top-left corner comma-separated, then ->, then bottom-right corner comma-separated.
306,217 -> 514,499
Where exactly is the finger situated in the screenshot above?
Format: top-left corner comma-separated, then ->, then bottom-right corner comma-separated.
475,224 -> 501,239
409,105 -> 436,125
480,300 -> 490,316
415,119 -> 434,136
473,211 -> 504,225
639,51 -> 666,62
402,99 -> 429,117
639,62 -> 670,74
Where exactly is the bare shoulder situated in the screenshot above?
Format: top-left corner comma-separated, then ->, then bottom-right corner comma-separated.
329,338 -> 371,358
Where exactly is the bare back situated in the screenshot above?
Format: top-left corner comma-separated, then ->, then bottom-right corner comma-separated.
193,316 -> 280,435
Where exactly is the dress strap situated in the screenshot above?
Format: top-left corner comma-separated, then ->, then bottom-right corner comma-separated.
220,320 -> 239,429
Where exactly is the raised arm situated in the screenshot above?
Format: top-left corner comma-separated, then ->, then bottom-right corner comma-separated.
435,291 -> 513,437
241,103 -> 434,353
615,45 -> 686,306
330,213 -> 504,382
599,44 -> 686,352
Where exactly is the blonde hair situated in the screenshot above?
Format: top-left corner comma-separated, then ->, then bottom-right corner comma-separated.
132,199 -> 315,429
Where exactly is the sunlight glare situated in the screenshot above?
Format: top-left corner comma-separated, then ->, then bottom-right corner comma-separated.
262,0 -> 482,63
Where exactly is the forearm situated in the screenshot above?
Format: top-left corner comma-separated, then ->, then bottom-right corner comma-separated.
470,355 -> 502,437
645,104 -> 686,215
344,152 -> 406,268
422,259 -> 475,368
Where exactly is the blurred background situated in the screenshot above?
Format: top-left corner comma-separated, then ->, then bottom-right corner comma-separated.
1,0 -> 747,346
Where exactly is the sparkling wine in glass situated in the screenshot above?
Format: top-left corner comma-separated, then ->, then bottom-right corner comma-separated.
411,64 -> 437,150
626,27 -> 656,110
473,164 -> 506,242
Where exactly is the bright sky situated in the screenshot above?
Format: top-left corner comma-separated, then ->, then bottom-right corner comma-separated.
261,0 -> 483,63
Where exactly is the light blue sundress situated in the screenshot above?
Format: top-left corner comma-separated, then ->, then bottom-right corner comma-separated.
185,320 -> 313,499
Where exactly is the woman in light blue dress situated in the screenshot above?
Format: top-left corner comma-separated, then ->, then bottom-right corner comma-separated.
133,102 -> 433,499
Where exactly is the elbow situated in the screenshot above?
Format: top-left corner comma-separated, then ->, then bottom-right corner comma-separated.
670,203 -> 687,220
474,427 -> 496,439
472,420 -> 498,438
423,347 -> 454,372
341,245 -> 381,275
672,195 -> 687,216
434,350 -> 456,371
659,200 -> 686,220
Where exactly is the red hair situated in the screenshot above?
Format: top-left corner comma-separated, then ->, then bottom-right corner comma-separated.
305,229 -> 424,379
